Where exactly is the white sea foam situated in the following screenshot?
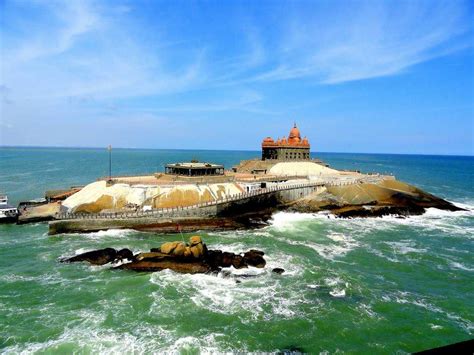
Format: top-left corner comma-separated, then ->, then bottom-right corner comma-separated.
86,229 -> 138,238
0,272 -> 67,286
448,261 -> 474,272
357,303 -> 379,319
366,247 -> 400,263
2,316 -> 234,354
300,202 -> 474,239
329,289 -> 346,298
324,277 -> 343,287
272,233 -> 360,261
384,241 -> 427,255
267,212 -> 363,260
63,229 -> 139,240
269,211 -> 318,231
149,257 -> 306,321
324,277 -> 350,298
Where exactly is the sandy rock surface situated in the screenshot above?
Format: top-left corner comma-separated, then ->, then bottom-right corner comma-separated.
269,161 -> 339,176
62,180 -> 242,213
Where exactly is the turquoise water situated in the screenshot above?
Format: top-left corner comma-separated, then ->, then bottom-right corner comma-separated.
0,147 -> 473,353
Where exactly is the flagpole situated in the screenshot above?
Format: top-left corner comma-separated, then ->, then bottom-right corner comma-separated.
108,145 -> 112,181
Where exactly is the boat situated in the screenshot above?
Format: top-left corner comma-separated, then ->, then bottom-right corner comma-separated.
0,194 -> 19,223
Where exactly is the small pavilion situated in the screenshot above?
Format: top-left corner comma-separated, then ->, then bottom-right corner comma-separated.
165,162 -> 225,177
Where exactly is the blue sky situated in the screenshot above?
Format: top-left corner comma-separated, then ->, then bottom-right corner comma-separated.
1,0 -> 473,155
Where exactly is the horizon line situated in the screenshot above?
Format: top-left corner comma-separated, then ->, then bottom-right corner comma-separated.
0,144 -> 473,158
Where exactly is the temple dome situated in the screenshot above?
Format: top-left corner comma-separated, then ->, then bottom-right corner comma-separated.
262,137 -> 274,144
288,123 -> 301,144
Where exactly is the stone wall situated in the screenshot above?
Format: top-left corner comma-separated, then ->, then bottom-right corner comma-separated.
49,182 -> 324,234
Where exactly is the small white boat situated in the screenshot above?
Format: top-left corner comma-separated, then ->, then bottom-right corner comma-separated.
0,194 -> 19,223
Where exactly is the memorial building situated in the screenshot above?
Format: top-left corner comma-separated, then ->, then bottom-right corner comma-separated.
261,124 -> 310,161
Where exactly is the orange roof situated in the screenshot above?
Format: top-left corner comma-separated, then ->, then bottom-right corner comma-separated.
261,123 -> 310,148
288,123 -> 301,144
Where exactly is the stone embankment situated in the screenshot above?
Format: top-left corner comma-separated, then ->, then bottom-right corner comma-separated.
55,181 -> 325,220
48,173 -> 463,234
48,177 -> 383,234
49,181 -> 320,234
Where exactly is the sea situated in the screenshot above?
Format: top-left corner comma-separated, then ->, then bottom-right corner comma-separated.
0,147 -> 473,354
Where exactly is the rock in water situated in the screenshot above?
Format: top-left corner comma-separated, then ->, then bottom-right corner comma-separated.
272,268 -> 285,274
116,248 -> 135,261
231,255 -> 246,269
221,252 -> 235,267
115,255 -> 211,274
135,251 -> 167,261
243,250 -> 266,268
61,238 -> 269,274
203,250 -> 224,269
160,241 -> 185,255
189,235 -> 202,245
61,248 -> 118,265
158,236 -> 207,259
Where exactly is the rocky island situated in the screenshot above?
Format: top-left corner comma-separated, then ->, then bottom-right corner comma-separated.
48,124 -> 462,235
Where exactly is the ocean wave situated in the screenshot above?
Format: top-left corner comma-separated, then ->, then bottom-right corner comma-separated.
366,247 -> 401,263
58,229 -> 141,241
356,303 -> 379,319
270,230 -> 361,261
450,200 -> 474,211
84,229 -> 139,238
148,257 -> 307,322
448,261 -> 474,272
383,291 -> 473,334
383,241 -> 428,255
269,211 -> 319,231
302,207 -> 474,239
2,304 -> 240,353
0,272 -> 67,286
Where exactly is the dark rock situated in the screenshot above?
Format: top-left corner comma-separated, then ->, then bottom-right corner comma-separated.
272,268 -> 285,274
204,249 -> 267,270
231,254 -> 247,269
62,244 -> 268,275
332,205 -> 426,218
221,252 -> 235,268
243,249 -> 266,268
277,345 -> 306,354
116,248 -> 135,261
204,250 -> 223,269
247,249 -> 264,256
61,248 -> 117,265
220,270 -> 233,278
115,258 -> 211,273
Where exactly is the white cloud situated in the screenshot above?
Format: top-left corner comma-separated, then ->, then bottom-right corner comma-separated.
0,0 -> 472,150
1,0 -> 205,103
252,0 -> 472,84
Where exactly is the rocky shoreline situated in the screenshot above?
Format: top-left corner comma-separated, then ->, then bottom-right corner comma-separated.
288,179 -> 464,218
48,177 -> 464,235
